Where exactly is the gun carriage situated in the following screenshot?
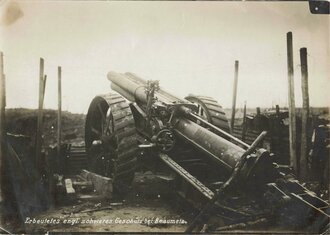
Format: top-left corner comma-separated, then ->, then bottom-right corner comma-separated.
85,71 -> 329,232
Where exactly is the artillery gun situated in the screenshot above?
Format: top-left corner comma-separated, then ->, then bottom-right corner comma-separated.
85,71 -> 329,232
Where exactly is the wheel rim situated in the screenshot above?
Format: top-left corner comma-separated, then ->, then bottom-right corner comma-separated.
85,93 -> 138,188
185,96 -> 213,124
185,95 -> 230,133
85,97 -> 116,177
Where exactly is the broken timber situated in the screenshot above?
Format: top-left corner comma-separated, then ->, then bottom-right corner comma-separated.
81,170 -> 113,198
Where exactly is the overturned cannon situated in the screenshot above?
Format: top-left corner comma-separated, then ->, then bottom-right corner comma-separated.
85,71 -> 329,232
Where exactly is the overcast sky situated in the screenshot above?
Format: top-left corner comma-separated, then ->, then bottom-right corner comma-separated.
0,0 -> 329,114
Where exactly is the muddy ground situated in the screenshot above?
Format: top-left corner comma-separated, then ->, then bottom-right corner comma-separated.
23,171 -> 190,233
5,108 -> 85,147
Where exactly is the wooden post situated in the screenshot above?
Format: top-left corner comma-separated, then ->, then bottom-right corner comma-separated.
57,66 -> 62,161
242,101 -> 247,141
275,105 -> 282,158
0,52 -> 5,150
256,107 -> 261,115
0,52 -> 6,201
300,47 -> 309,180
230,60 -> 239,133
42,75 -> 47,106
255,107 -> 261,133
286,32 -> 298,174
275,105 -> 280,116
36,58 -> 45,170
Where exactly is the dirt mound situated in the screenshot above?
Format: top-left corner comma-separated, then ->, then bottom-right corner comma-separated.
5,108 -> 86,147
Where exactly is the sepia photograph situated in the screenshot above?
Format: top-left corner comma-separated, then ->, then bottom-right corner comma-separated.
0,0 -> 329,233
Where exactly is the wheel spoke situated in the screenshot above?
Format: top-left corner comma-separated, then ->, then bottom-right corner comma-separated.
97,103 -> 106,134
198,105 -> 201,115
91,127 -> 101,136
105,109 -> 113,135
97,103 -> 106,119
164,143 -> 174,147
185,95 -> 230,133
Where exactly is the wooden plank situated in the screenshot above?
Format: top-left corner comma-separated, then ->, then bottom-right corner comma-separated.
64,178 -> 76,194
80,170 -> 113,198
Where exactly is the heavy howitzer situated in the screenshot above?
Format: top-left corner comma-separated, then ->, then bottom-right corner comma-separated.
85,72 -> 329,232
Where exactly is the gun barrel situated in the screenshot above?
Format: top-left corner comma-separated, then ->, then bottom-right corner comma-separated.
107,71 -> 183,105
108,71 -> 146,103
173,117 -> 244,170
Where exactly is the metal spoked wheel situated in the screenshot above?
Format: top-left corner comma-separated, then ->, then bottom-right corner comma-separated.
185,95 -> 230,133
85,93 -> 138,191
